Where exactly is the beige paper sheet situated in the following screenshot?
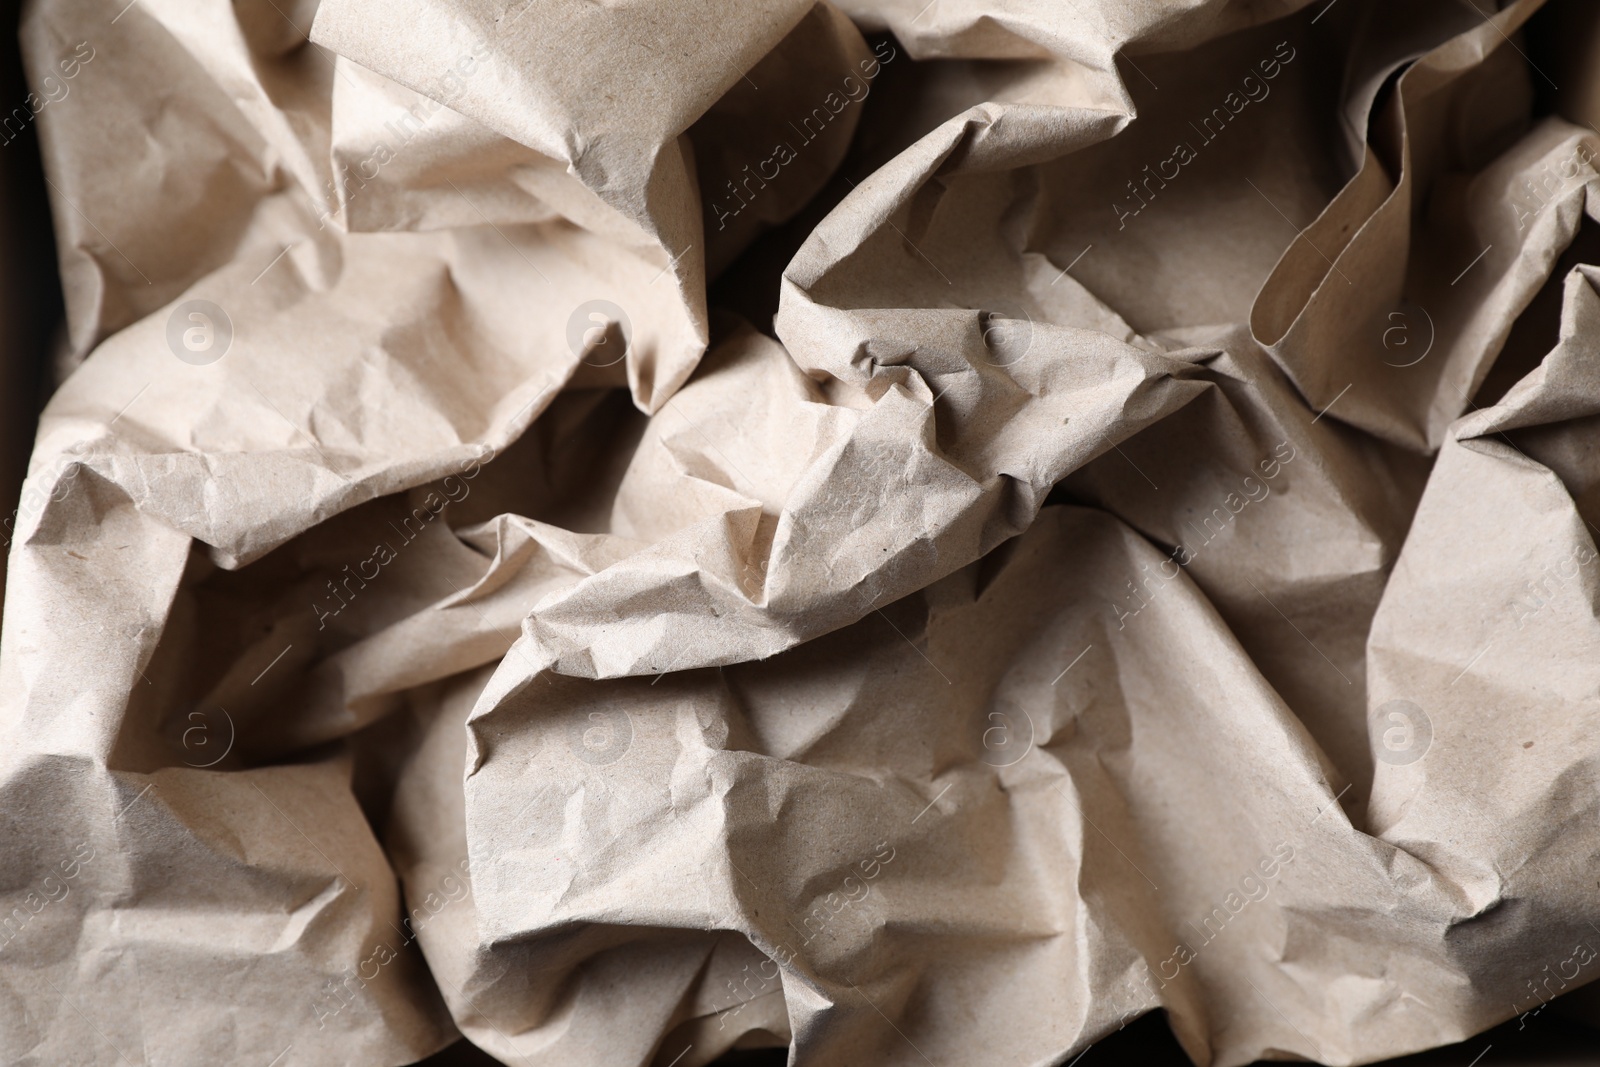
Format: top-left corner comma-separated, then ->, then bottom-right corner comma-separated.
4,0 -> 1600,1065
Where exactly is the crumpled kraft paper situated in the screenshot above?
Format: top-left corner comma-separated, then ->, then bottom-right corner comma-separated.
4,0 -> 1600,1064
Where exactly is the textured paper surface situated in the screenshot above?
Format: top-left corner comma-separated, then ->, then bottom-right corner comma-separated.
4,0 -> 1600,1065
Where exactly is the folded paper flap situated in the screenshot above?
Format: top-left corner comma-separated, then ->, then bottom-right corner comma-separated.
1251,144 -> 1398,350
22,2 -> 285,359
463,510 -> 1142,1062
1255,0 -> 1588,452
494,323 -> 1199,679
458,504 -> 1564,1065
1364,232 -> 1600,1000
0,758 -> 455,1064
1458,263 -> 1600,439
24,185 -> 723,564
309,0 -> 814,210
328,54 -> 575,236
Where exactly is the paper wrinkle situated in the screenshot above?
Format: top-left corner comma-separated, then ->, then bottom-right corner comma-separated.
448,506 -> 1494,1065
9,0 -> 1600,1064
308,0 -> 872,411
1256,1 -> 1595,452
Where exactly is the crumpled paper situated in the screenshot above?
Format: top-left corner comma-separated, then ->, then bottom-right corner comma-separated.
4,0 -> 1600,1064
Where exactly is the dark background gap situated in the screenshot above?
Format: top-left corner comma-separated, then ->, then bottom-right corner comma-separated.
414,1005 -> 1600,1065
0,0 -> 63,619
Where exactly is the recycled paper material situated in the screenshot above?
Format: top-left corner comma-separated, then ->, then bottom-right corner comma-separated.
4,0 -> 1600,1065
